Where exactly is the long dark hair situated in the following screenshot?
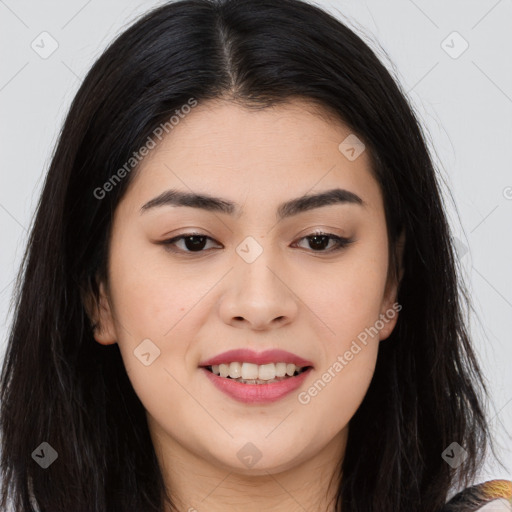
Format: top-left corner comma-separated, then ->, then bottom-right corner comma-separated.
0,0 -> 493,510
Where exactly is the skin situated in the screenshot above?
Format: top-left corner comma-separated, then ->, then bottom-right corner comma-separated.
88,98 -> 404,512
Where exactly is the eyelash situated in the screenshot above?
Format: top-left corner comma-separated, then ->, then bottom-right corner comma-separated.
160,231 -> 354,255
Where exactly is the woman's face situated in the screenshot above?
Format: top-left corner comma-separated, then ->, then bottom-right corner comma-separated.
91,99 -> 402,479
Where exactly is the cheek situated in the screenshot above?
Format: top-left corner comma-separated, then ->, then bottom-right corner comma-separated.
298,241 -> 387,422
299,279 -> 381,424
305,249 -> 389,342
106,243 -> 208,397
309,346 -> 378,437
107,232 -> 208,338
110,273 -> 198,425
296,327 -> 379,445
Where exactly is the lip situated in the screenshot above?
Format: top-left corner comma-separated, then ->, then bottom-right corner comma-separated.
198,349 -> 314,368
200,366 -> 313,404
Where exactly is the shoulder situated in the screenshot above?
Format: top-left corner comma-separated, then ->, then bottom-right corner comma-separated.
441,480 -> 512,511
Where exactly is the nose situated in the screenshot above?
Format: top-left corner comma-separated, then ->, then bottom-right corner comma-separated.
218,249 -> 299,331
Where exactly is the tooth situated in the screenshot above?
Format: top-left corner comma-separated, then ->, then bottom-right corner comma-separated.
219,363 -> 230,378
258,363 -> 276,380
241,362 -> 259,379
286,363 -> 296,376
228,362 -> 242,378
275,362 -> 287,377
209,361 -> 305,379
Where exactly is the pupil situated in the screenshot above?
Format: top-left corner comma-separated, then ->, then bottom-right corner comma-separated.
185,236 -> 207,251
309,235 -> 329,251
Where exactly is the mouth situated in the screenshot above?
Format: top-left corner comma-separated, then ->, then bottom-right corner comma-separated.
202,362 -> 313,385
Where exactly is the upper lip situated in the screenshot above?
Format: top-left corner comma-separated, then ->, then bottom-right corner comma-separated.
199,349 -> 314,368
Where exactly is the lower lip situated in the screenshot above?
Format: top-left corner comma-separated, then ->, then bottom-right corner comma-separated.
200,367 -> 313,404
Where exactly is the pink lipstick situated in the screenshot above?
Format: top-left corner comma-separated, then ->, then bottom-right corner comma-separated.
199,348 -> 314,404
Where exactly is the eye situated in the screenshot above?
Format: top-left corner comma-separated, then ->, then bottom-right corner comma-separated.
160,232 -> 221,253
159,231 -> 354,255
293,231 -> 354,252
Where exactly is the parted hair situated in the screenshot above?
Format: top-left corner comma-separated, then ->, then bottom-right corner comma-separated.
0,1 -> 492,511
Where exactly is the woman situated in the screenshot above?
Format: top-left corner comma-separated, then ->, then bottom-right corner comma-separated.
0,0 -> 510,510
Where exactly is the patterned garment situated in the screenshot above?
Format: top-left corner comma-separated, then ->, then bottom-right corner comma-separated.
441,480 -> 512,511
25,479 -> 512,511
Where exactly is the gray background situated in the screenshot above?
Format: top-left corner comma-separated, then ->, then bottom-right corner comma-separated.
1,0 -> 511,483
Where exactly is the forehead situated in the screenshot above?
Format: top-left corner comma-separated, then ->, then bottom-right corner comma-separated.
144,98 -> 356,158
121,98 -> 383,216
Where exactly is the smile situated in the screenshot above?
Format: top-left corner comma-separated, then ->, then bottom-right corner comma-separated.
206,361 -> 310,384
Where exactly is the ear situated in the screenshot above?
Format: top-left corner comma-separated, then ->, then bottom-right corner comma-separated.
379,228 -> 405,341
82,278 -> 117,346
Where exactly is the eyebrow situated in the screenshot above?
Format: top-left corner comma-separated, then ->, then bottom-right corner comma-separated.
140,187 -> 365,220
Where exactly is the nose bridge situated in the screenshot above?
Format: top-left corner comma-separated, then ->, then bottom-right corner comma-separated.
234,236 -> 286,299
220,235 -> 298,327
